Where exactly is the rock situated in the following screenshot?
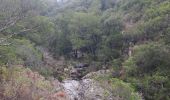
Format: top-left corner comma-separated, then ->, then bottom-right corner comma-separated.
83,70 -> 111,79
81,79 -> 106,100
62,79 -> 114,100
74,63 -> 89,68
64,68 -> 69,72
70,63 -> 89,79
62,80 -> 80,100
112,71 -> 120,78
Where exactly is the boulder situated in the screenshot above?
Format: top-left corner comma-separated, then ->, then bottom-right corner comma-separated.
62,79 -> 113,100
83,70 -> 111,79
74,63 -> 89,68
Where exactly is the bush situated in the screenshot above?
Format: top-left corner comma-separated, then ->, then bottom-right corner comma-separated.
0,66 -> 65,100
141,74 -> 169,100
124,43 -> 170,75
124,43 -> 170,100
110,78 -> 142,100
0,45 -> 17,65
14,39 -> 43,68
0,38 -> 43,68
94,76 -> 142,100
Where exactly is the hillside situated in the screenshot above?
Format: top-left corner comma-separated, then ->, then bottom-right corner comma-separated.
0,0 -> 170,100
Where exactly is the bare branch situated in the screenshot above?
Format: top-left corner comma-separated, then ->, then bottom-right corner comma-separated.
0,15 -> 24,32
0,28 -> 32,46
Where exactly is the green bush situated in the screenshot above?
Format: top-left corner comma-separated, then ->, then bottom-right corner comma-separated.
0,66 -> 55,100
124,43 -> 170,75
0,45 -> 17,65
124,43 -> 170,100
14,39 -> 43,67
0,38 -> 43,69
110,78 -> 142,100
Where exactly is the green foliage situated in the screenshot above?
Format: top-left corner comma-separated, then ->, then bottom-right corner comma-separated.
124,43 -> 170,100
110,78 -> 142,100
0,66 -> 55,100
141,74 -> 169,100
49,31 -> 72,56
0,45 -> 17,65
97,33 -> 124,62
165,28 -> 170,44
127,43 -> 170,74
69,12 -> 101,50
93,73 -> 142,100
145,1 -> 170,19
101,11 -> 123,34
0,38 -> 43,68
24,16 -> 55,45
0,0 -> 170,100
121,0 -> 170,42
14,39 -> 43,67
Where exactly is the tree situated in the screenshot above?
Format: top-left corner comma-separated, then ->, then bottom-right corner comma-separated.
0,0 -> 47,45
68,12 -> 101,57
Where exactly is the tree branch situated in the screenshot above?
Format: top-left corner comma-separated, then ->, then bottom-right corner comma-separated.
0,16 -> 23,32
0,28 -> 32,46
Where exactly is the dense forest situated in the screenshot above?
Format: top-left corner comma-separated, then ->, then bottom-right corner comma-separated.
0,0 -> 170,100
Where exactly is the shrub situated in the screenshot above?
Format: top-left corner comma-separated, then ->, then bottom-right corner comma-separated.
110,78 -> 142,100
124,43 -> 170,75
123,43 -> 170,100
0,66 -> 66,100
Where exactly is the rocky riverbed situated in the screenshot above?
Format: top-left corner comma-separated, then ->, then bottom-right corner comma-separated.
39,47 -> 115,100
61,70 -> 113,100
62,79 -> 112,100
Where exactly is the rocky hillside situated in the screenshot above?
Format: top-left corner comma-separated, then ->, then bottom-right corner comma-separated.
0,0 -> 169,100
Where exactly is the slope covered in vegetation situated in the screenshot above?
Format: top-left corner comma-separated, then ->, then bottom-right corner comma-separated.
0,0 -> 169,100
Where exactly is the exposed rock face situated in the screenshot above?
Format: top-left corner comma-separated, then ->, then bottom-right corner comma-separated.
83,70 -> 111,79
62,79 -> 113,100
80,79 -> 106,100
62,80 -> 80,100
70,63 -> 89,79
61,69 -> 115,100
74,63 -> 89,68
